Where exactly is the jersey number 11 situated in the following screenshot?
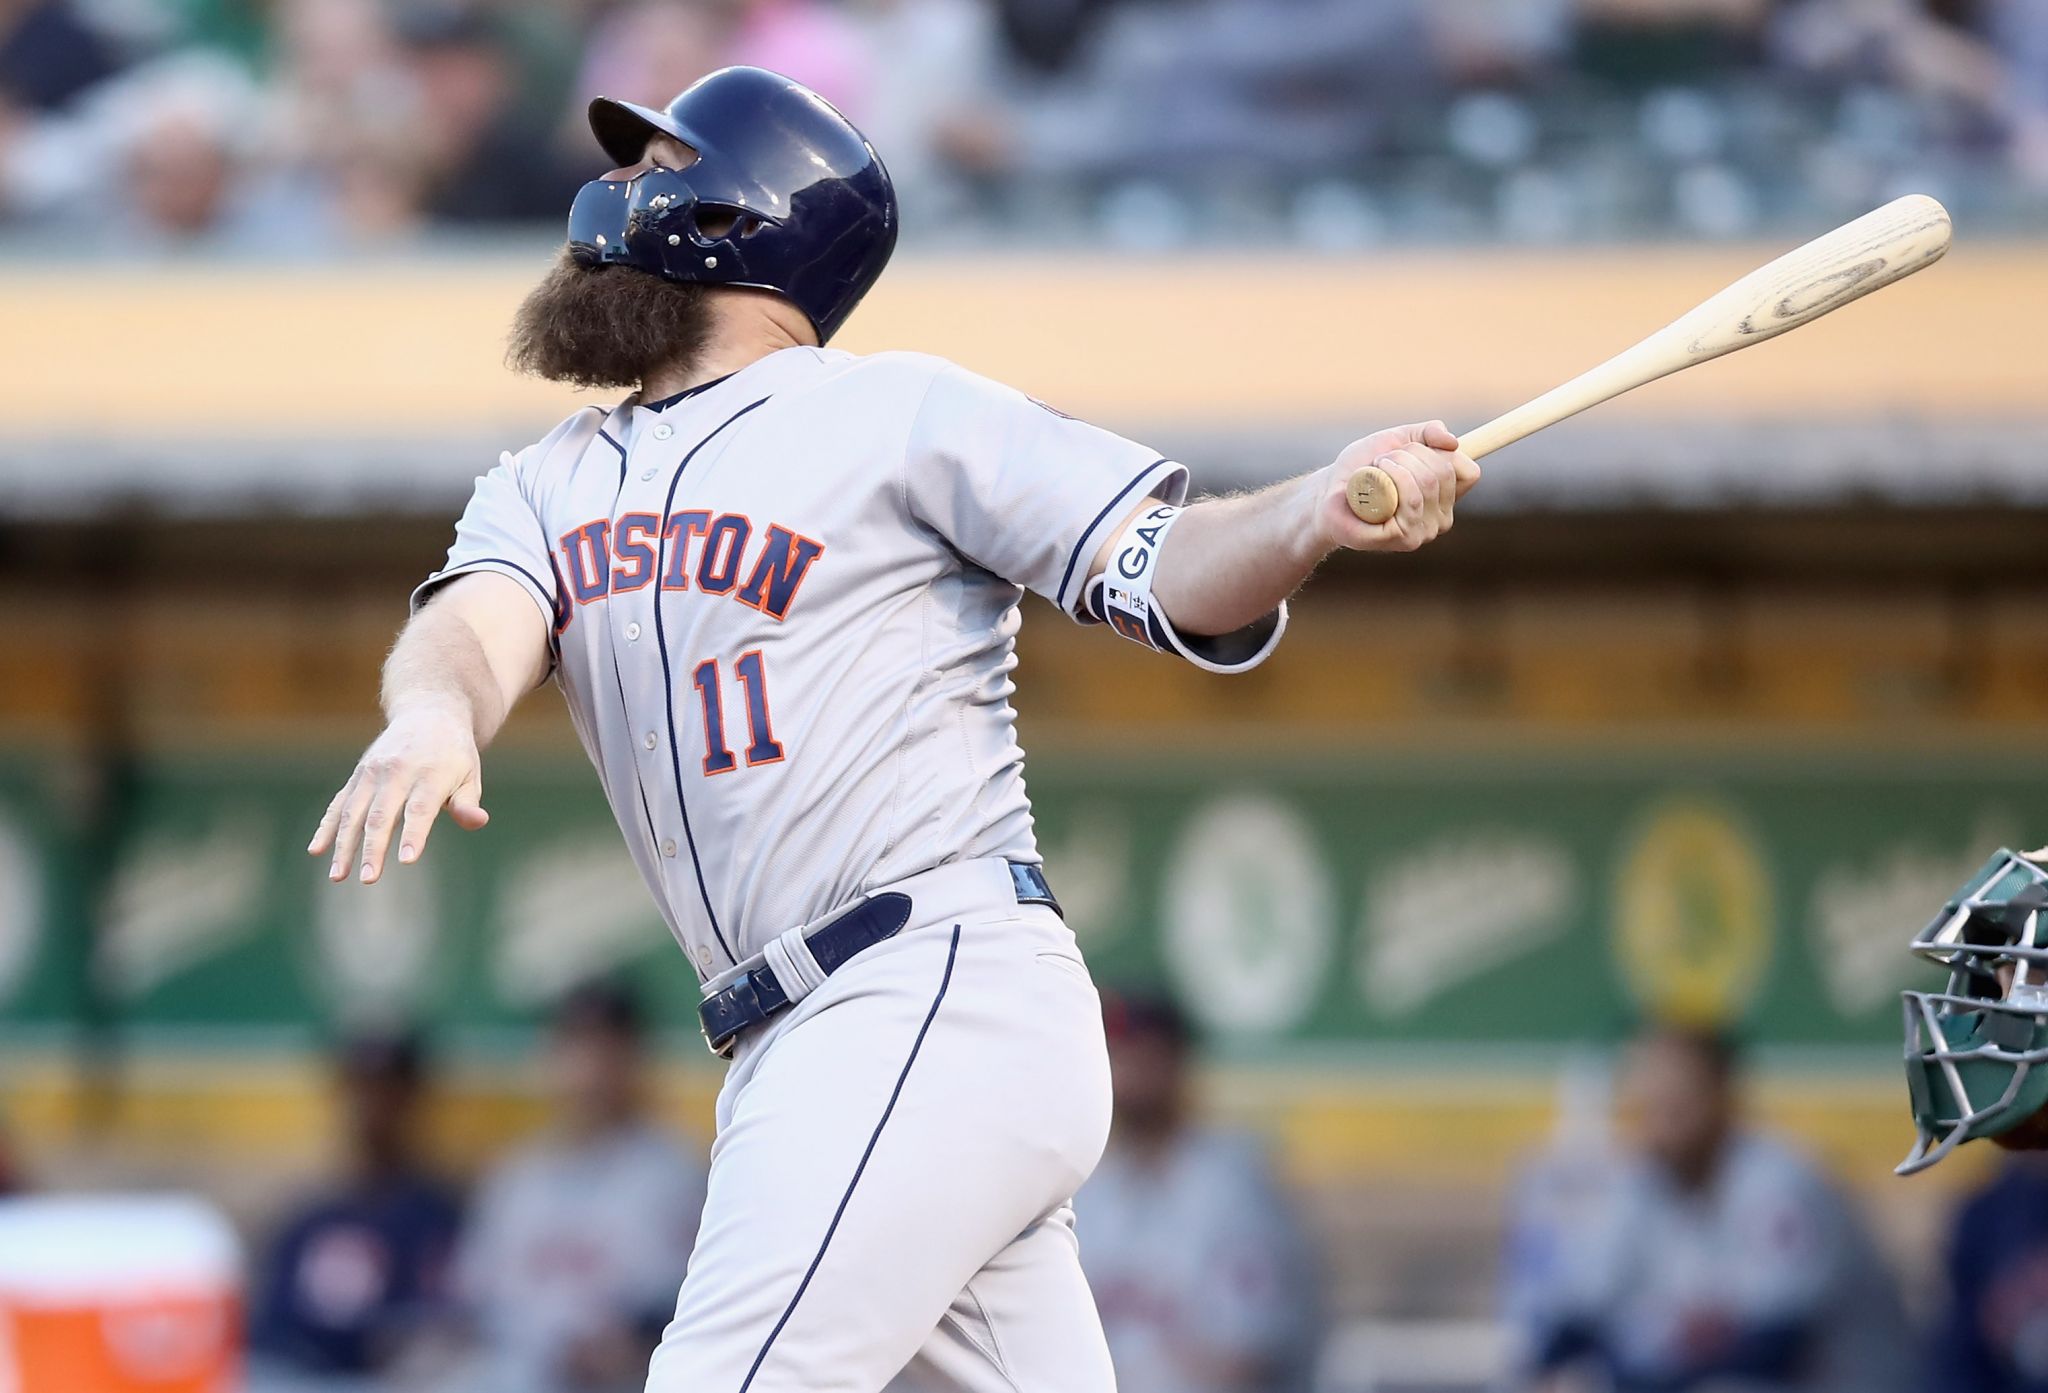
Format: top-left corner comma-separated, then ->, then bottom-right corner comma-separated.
691,651 -> 785,774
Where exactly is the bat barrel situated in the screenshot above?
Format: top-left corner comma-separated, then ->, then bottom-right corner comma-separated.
1342,195 -> 1952,525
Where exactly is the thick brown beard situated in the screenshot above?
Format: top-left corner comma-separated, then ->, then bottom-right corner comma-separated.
506,249 -> 713,391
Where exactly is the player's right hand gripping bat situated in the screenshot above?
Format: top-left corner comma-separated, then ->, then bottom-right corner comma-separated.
1345,194 -> 1955,524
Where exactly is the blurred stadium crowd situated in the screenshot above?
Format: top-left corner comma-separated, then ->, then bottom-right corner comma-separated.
13,985 -> 2048,1393
5,0 -> 2048,251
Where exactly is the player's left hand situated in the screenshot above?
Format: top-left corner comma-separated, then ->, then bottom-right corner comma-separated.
1310,421 -> 1479,554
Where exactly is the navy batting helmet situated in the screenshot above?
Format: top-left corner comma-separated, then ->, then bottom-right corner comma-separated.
566,67 -> 897,343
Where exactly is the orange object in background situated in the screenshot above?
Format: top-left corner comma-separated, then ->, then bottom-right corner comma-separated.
0,1196 -> 241,1393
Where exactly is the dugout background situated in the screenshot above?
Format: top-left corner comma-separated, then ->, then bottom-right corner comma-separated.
3,249 -> 2046,1340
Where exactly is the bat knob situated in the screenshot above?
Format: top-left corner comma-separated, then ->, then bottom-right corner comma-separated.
1346,466 -> 1399,525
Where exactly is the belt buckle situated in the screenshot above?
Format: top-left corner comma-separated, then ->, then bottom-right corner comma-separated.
700,1018 -> 737,1060
697,971 -> 763,1059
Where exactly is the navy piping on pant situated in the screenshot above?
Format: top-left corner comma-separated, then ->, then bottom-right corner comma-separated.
736,923 -> 964,1393
650,395 -> 772,967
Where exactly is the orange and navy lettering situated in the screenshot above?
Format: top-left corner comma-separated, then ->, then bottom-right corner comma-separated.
697,515 -> 751,595
612,512 -> 661,592
735,526 -> 826,617
661,511 -> 712,590
554,510 -> 824,627
563,520 -> 611,604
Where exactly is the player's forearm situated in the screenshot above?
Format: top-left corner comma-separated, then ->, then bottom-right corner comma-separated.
1151,472 -> 1327,636
380,606 -> 513,747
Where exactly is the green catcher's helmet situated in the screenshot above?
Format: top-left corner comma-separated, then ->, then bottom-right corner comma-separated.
1899,848 -> 2048,1175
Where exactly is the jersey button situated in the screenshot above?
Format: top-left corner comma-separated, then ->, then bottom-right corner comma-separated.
643,731 -> 658,750
661,838 -> 678,858
625,622 -> 641,641
652,423 -> 675,441
640,467 -> 657,481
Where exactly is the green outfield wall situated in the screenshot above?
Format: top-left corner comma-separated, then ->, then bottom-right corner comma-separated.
2,748 -> 2037,1055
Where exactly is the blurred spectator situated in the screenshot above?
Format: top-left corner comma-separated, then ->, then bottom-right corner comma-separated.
1074,990 -> 1321,1393
985,0 -> 1117,75
452,980 -> 706,1393
1008,0 -> 1428,183
1770,0 -> 2006,105
397,2 -> 583,225
728,0 -> 873,116
0,51 -> 345,248
567,0 -> 872,146
1503,1025 -> 1911,1393
260,0 -> 429,241
248,1029 -> 461,1379
1573,0 -> 1774,89
1,0 -> 2044,245
567,0 -> 735,130
0,0 -> 122,113
1988,0 -> 2048,180
126,79 -> 253,240
1427,0 -> 1574,87
1927,1154 -> 2048,1393
839,0 -> 1009,211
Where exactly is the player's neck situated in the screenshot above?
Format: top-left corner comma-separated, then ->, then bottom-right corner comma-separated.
639,293 -> 815,401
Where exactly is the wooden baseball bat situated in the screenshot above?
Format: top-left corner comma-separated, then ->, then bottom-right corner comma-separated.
1345,194 -> 1954,524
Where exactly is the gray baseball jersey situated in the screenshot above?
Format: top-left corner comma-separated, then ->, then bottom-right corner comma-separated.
416,347 -> 1281,980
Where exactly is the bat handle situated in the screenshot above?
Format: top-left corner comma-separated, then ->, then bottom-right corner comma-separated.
1344,423 -> 1504,524
1345,465 -> 1400,525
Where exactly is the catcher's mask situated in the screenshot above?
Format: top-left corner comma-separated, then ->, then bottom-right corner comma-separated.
1898,848 -> 2048,1175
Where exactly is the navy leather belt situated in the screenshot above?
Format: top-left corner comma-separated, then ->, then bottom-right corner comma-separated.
698,862 -> 1059,1058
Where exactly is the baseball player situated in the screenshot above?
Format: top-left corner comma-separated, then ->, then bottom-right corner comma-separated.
451,983 -> 706,1393
1075,993 -> 1321,1393
1900,846 -> 2048,1174
307,65 -> 1478,1393
1505,1026 -> 1909,1393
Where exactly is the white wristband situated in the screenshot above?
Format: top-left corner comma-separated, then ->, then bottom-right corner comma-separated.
1093,502 -> 1181,649
1081,503 -> 1288,674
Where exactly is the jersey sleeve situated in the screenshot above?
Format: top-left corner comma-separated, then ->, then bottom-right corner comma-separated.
410,451 -> 562,633
903,363 -> 1187,617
